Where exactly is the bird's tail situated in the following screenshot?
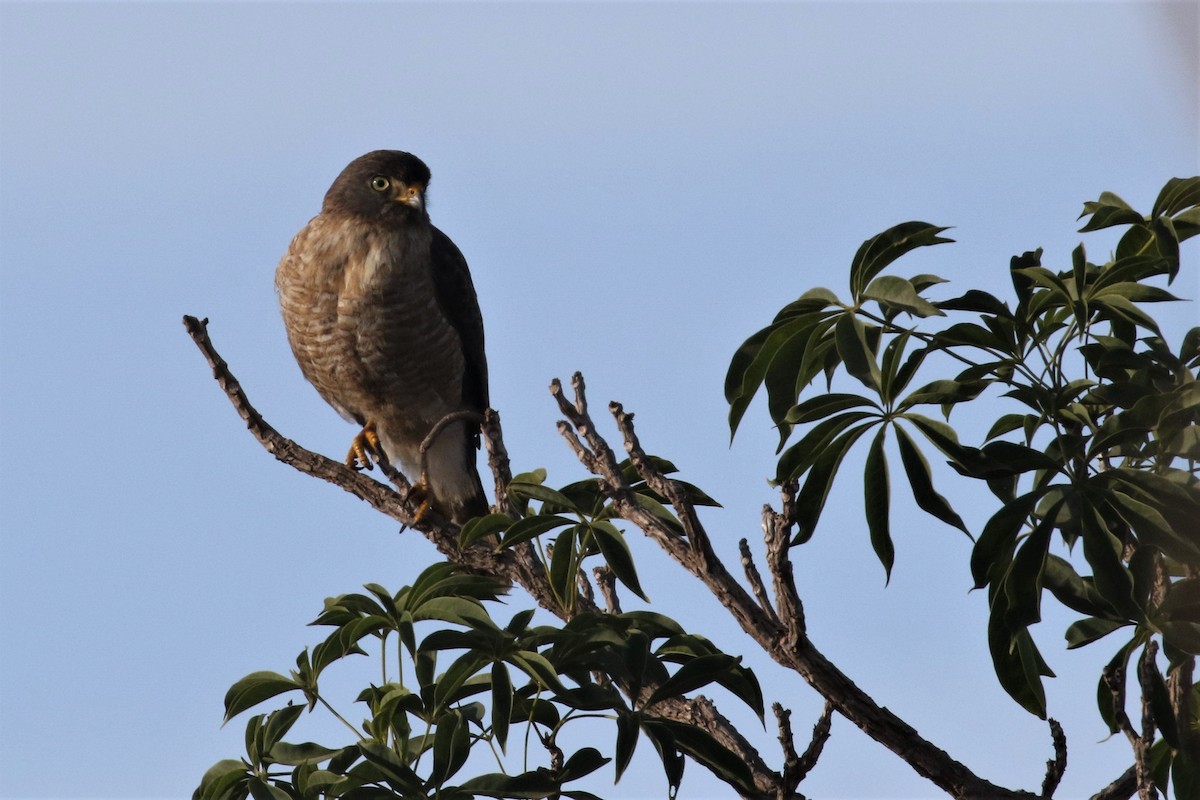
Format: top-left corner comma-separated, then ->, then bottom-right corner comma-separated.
421,420 -> 489,525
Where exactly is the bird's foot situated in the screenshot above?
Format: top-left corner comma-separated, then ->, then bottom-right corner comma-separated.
408,475 -> 433,522
346,423 -> 382,471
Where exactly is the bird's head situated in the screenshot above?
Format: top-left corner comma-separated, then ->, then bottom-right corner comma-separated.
322,150 -> 433,224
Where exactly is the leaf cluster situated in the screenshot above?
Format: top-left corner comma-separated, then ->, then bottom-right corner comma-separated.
726,177 -> 1200,794
196,530 -> 760,798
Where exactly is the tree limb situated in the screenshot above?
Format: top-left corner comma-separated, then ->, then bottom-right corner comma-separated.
183,316 -> 780,798
551,371 -> 1041,800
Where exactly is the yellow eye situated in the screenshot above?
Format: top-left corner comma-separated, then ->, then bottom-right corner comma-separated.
370,176 -> 390,192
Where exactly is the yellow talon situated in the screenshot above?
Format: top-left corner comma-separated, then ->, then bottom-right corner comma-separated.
410,475 -> 433,522
346,423 -> 382,471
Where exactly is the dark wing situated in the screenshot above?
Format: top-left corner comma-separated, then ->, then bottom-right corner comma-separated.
430,226 -> 488,420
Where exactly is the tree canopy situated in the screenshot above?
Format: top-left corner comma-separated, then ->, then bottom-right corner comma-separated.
190,176 -> 1199,800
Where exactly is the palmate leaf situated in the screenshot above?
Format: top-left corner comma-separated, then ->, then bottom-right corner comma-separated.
848,221 -> 954,301
775,410 -> 877,484
725,307 -> 838,439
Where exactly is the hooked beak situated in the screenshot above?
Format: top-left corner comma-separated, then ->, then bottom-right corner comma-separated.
391,181 -> 425,210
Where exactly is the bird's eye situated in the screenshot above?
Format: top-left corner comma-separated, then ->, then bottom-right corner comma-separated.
370,176 -> 390,192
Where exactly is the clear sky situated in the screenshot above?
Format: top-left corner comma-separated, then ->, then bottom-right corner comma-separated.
1,2 -> 1197,799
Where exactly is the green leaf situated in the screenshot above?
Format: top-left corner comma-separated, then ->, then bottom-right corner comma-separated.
459,513 -> 514,548
430,710 -> 471,784
559,747 -> 611,781
614,710 -> 642,782
358,740 -> 423,791
1160,622 -> 1200,655
863,274 -> 945,318
260,705 -> 304,756
646,653 -> 739,708
549,531 -> 579,610
1064,617 -> 1130,649
988,619 -> 1049,719
1043,555 -> 1117,618
508,481 -> 578,512
849,221 -> 954,301
647,720 -> 758,795
498,514 -> 575,550
834,314 -> 882,392
894,425 -> 969,536
784,393 -> 877,424
1081,506 -> 1139,619
775,410 -> 876,483
1079,191 -> 1144,232
268,741 -> 343,766
194,759 -> 249,800
491,662 -> 512,752
1143,645 -> 1179,747
863,427 -> 893,582
588,520 -> 649,601
642,722 -> 685,793
899,379 -> 989,415
790,423 -> 874,543
1002,513 -> 1054,630
223,672 -> 301,723
247,776 -> 291,800
971,492 -> 1039,588
726,313 -> 837,439
1151,176 -> 1200,219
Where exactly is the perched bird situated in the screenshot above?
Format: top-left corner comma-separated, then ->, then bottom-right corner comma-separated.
276,150 -> 489,523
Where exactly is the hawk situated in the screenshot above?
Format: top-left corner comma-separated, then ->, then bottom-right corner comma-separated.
276,150 -> 489,524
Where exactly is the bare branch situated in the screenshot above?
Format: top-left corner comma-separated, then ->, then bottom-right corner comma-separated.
186,319 -> 780,798
1090,765 -> 1137,800
1134,643 -> 1160,800
774,703 -> 800,795
483,408 -> 514,517
553,373 -> 1041,800
1041,718 -> 1067,798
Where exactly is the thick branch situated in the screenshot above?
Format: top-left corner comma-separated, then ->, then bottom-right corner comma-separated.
184,317 -> 778,797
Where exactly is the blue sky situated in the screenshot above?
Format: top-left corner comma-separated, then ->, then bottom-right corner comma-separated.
1,2 -> 1197,798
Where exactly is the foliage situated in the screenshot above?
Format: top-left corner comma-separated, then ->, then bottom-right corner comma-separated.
196,176 -> 1199,800
195,477 -> 759,800
726,176 -> 1200,795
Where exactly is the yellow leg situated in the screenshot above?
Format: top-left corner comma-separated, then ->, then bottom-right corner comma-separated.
346,423 -> 382,471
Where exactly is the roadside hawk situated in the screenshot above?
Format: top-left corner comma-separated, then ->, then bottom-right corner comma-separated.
276,150 -> 489,524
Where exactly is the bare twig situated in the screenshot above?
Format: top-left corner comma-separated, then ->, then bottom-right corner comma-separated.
740,538 -> 780,625
795,701 -> 834,782
763,490 -> 806,641
594,566 -> 622,614
774,703 -> 800,795
1041,718 -> 1067,798
1090,765 -> 1137,800
552,371 -> 1040,800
